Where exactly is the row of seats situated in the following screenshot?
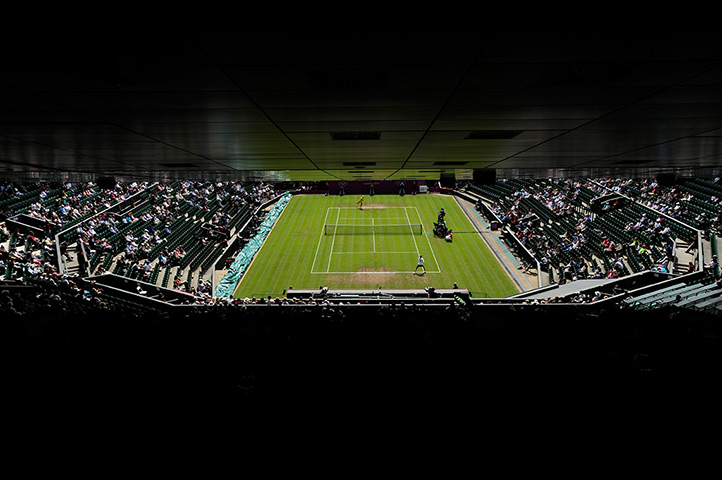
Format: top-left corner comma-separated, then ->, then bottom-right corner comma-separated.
472,178 -> 673,280
96,185 -> 257,290
622,278 -> 722,313
1,181 -> 271,298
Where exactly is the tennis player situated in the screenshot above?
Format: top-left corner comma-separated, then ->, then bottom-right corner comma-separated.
414,254 -> 426,274
356,195 -> 365,210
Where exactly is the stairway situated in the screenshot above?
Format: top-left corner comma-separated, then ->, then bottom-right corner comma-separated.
674,237 -> 702,274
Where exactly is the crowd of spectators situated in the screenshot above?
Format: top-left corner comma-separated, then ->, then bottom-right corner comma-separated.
1,179 -> 279,302
476,176 -> 722,284
8,181 -> 145,229
589,177 -> 722,233
1,181 -> 146,281
3,176 -> 721,319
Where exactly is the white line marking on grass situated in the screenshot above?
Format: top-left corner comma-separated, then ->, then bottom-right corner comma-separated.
372,218 -> 375,253
311,205 -> 442,276
326,207 -> 340,273
312,270 -> 442,275
411,206 -> 441,272
331,251 -> 418,254
311,207 -> 331,274
404,207 -> 421,258
329,217 -> 413,223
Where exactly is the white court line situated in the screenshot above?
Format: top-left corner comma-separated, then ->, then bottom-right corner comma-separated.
330,206 -> 402,209
404,207 -> 421,257
312,205 -> 441,275
331,251 -> 418,254
372,218 -> 375,253
311,207 -> 331,274
312,270 -> 442,275
326,207 -> 341,273
412,206 -> 441,272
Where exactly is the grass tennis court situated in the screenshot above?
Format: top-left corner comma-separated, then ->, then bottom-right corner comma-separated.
233,194 -> 519,299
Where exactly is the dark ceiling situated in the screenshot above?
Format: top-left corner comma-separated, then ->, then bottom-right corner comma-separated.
1,31 -> 721,183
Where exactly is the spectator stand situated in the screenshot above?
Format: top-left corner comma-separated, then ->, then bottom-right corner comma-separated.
464,178 -> 600,286
1,180 -> 136,283
620,269 -> 721,315
465,177 -> 704,290
53,182 -> 154,275
3,178 -> 720,315
44,180 -> 277,300
453,186 -> 540,291
587,178 -> 702,275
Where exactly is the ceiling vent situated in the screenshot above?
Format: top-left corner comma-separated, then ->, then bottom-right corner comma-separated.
310,67 -> 389,89
160,163 -> 199,168
432,161 -> 468,166
465,130 -> 523,140
343,162 -> 377,167
613,159 -> 655,165
331,132 -> 381,141
530,63 -> 633,87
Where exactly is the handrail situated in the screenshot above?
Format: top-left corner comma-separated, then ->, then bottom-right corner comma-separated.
502,226 -> 542,288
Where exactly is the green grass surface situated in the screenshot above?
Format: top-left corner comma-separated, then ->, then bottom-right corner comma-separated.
233,194 -> 519,299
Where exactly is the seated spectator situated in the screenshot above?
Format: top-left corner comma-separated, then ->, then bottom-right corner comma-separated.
704,255 -> 719,273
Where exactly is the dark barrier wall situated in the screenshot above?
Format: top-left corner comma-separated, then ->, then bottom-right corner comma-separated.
305,180 -> 429,196
8,297 -> 718,400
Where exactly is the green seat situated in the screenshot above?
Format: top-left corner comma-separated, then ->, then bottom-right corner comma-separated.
689,293 -> 722,311
624,282 -> 687,306
674,287 -> 722,307
643,283 -> 716,308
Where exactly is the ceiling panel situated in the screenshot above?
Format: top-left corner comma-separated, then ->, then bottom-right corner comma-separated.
0,31 -> 720,182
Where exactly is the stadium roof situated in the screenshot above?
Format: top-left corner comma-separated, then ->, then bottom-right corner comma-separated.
1,31 -> 721,183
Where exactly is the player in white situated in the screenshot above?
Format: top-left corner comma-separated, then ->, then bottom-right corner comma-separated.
414,254 -> 426,274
